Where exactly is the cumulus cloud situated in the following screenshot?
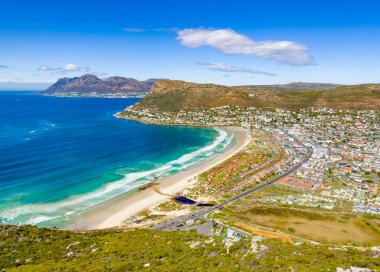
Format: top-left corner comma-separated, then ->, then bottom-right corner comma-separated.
177,28 -> 314,66
64,64 -> 89,72
197,62 -> 276,76
37,64 -> 89,73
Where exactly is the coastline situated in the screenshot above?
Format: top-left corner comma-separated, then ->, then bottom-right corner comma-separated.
114,112 -> 215,127
70,126 -> 250,230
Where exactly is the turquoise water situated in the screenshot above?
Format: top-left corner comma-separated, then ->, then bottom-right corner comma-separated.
0,92 -> 233,227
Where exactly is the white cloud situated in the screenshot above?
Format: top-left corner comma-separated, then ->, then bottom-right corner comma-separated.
197,62 -> 276,76
177,28 -> 314,66
64,64 -> 89,72
37,65 -> 57,71
37,64 -> 89,73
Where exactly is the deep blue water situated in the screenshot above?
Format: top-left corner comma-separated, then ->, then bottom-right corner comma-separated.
0,92 -> 233,227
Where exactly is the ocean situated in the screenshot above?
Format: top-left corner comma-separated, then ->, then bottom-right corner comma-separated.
0,92 -> 234,227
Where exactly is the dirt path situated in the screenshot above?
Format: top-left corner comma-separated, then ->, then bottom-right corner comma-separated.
234,221 -> 292,243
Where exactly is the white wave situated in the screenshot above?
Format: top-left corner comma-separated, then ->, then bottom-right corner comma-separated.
0,128 -> 233,225
25,215 -> 59,225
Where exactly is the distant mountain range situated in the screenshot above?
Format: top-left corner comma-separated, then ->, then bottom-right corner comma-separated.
42,74 -> 157,98
134,80 -> 380,111
243,82 -> 341,92
42,76 -> 380,110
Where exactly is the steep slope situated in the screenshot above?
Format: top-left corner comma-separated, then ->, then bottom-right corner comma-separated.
136,80 -> 285,111
314,84 -> 380,109
135,80 -> 380,111
42,75 -> 157,97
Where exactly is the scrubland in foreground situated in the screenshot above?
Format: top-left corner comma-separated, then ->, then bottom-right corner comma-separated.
1,224 -> 380,271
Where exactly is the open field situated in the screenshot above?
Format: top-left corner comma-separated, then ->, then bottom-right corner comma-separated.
234,221 -> 292,243
223,205 -> 380,245
246,185 -> 301,198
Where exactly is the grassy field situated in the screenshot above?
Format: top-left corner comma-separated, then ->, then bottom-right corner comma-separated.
223,204 -> 380,245
235,185 -> 301,199
154,200 -> 183,212
234,221 -> 292,243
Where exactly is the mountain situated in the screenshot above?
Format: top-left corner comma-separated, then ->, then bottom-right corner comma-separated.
134,80 -> 380,111
42,74 -> 157,98
243,82 -> 341,92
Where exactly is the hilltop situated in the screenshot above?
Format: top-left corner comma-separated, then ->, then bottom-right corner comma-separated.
1,224 -> 379,271
134,80 -> 380,112
42,75 -> 157,98
243,82 -> 340,92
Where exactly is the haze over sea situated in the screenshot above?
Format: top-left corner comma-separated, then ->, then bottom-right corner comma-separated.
0,92 -> 233,227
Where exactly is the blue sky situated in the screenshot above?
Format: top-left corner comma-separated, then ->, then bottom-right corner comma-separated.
0,0 -> 380,89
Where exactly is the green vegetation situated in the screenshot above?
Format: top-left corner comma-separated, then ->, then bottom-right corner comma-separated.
135,80 -> 380,112
154,201 -> 182,212
0,225 -> 247,271
1,224 -> 380,271
243,82 -> 340,92
244,185 -> 300,198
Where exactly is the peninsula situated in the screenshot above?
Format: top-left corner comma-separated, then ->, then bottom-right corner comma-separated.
41,74 -> 157,98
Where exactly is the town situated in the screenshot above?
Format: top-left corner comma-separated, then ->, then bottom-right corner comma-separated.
120,106 -> 380,216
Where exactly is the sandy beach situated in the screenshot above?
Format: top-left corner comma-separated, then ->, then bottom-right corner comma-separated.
71,126 -> 250,230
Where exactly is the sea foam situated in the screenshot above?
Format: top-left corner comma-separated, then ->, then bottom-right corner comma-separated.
0,128 -> 233,226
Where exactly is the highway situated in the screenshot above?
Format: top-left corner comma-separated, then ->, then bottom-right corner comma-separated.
153,145 -> 313,231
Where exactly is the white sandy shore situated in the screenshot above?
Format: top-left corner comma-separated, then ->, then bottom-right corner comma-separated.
71,126 -> 250,230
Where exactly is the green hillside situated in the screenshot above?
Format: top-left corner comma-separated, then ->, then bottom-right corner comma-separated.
243,82 -> 340,92
134,80 -> 380,112
1,224 -> 379,271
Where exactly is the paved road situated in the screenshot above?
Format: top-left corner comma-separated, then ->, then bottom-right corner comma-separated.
153,146 -> 313,231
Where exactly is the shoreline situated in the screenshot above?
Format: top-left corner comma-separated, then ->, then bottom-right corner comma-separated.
114,112 -> 219,128
70,126 -> 250,230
